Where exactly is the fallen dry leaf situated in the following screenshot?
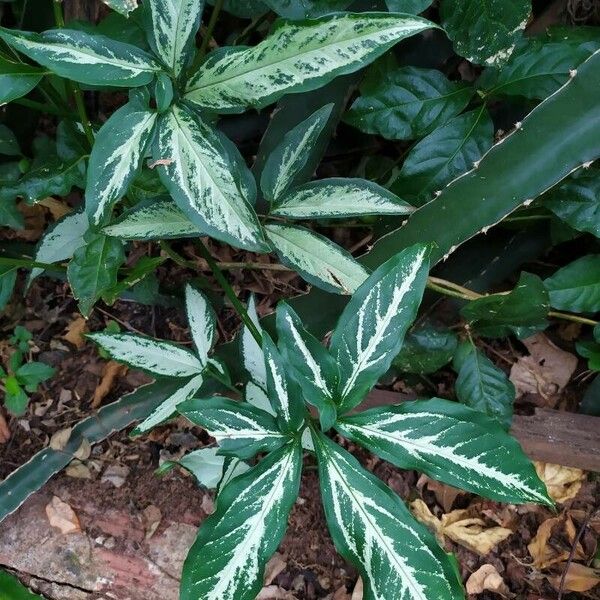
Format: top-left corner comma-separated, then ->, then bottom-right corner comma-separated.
410,500 -> 513,555
548,562 -> 600,593
534,462 -> 586,504
509,333 -> 577,405
49,427 -> 72,451
332,586 -> 351,600
351,578 -> 363,600
142,504 -> 162,539
264,553 -> 287,586
417,474 -> 464,513
62,315 -> 87,349
0,411 -> 10,443
73,438 -> 92,461
92,360 -> 127,408
528,514 -> 586,569
38,197 -> 71,220
45,496 -> 81,534
65,461 -> 92,479
256,586 -> 297,599
466,564 -> 513,597
101,464 -> 130,488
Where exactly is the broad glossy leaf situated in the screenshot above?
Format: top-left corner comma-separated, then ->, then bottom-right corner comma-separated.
276,302 -> 338,429
101,256 -> 164,305
346,66 -> 473,140
440,0 -> 529,66
261,104 -> 333,203
385,0 -> 433,13
544,254 -> 600,312
0,570 -> 44,599
265,223 -> 368,295
103,197 -> 200,240
0,27 -> 160,87
0,124 -> 20,156
313,430 -> 464,600
577,340 -> 600,372
102,0 -> 139,16
392,107 -> 494,204
67,232 -> 125,317
0,266 -> 17,311
176,447 -> 250,489
155,104 -> 266,251
454,343 -> 515,429
181,443 -> 301,600
394,324 -> 457,374
241,294 -> 267,389
179,397 -> 288,459
461,272 -> 549,338
263,332 -> 305,432
146,0 -> 202,76
338,399 -> 551,505
86,100 -> 157,226
88,331 -> 204,377
185,13 -> 436,113
479,35 -> 600,99
132,374 -> 204,434
330,244 -> 430,412
0,57 -> 44,106
28,211 -> 88,284
263,0 -> 352,18
544,168 -> 600,238
185,284 -> 216,365
272,178 -> 413,219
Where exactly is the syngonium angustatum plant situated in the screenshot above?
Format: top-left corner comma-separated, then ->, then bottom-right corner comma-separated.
0,3 -> 428,284
88,244 -> 551,600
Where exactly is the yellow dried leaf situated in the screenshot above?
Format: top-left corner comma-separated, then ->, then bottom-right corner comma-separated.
49,427 -> 72,451
62,316 -> 88,349
534,462 -> 585,503
409,499 -> 445,544
548,562 -> 600,592
528,514 -> 586,569
45,496 -> 81,534
465,564 -> 513,597
92,361 -> 127,408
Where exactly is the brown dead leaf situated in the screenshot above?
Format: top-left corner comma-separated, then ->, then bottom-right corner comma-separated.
38,197 -> 71,220
410,500 -> 513,555
49,427 -> 72,451
528,514 -> 586,569
73,438 -> 92,461
142,504 -> 162,539
0,412 -> 10,443
264,553 -> 287,586
45,496 -> 81,534
548,562 -> 600,592
256,586 -> 297,599
509,333 -> 577,405
351,578 -> 363,600
92,361 -> 127,408
466,564 -> 513,597
65,461 -> 92,479
534,462 -> 585,504
417,474 -> 464,512
62,315 -> 88,349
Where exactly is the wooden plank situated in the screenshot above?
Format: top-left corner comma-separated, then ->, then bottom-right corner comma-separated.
364,389 -> 600,472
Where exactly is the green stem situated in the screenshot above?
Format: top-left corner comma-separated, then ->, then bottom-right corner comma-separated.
52,0 -> 95,147
159,241 -> 198,270
0,257 -> 66,272
194,241 -> 263,346
195,0 -> 224,65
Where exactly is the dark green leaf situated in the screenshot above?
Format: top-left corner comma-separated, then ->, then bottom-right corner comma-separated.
391,106 -> 493,204
385,0 -> 433,13
101,256 -> 165,305
207,0 -> 268,18
394,324 -> 457,374
4,375 -> 29,415
263,0 -> 352,18
0,265 -> 17,310
0,56 -> 44,105
67,232 -> 125,316
346,66 -> 473,140
15,361 -> 55,387
0,124 -> 21,156
576,340 -> 600,372
461,272 -> 549,338
580,374 -> 600,416
0,570 -> 44,599
544,254 -> 600,313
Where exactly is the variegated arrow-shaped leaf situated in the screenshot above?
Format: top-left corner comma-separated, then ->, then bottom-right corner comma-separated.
261,104 -> 333,203
175,447 -> 250,490
181,442 -> 301,600
146,0 -> 203,77
103,197 -> 200,240
155,104 -> 266,252
87,332 -> 204,377
272,178 -> 414,219
337,399 -> 552,505
102,0 -> 139,16
132,374 -> 204,435
330,244 -> 430,412
0,27 -> 160,87
276,303 -> 338,429
313,430 -> 464,600
266,223 -> 368,295
86,100 -> 157,226
185,284 -> 216,366
185,13 -> 436,113
178,397 -> 288,459
263,332 -> 305,432
241,294 -> 267,389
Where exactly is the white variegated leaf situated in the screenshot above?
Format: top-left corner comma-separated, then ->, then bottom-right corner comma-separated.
245,381 -> 275,416
177,447 -> 250,490
241,294 -> 267,389
261,104 -> 333,202
102,0 -> 139,16
181,443 -> 302,600
314,430 -> 464,600
133,374 -> 204,434
178,397 -> 288,459
185,284 -> 216,366
86,101 -> 157,225
155,104 -> 267,251
103,197 -> 201,240
185,13 -> 435,113
337,399 -> 551,505
266,223 -> 368,295
28,211 -> 88,284
147,0 -> 203,76
0,27 -> 160,87
87,332 -> 204,377
273,178 -> 414,219
330,244 -> 429,411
